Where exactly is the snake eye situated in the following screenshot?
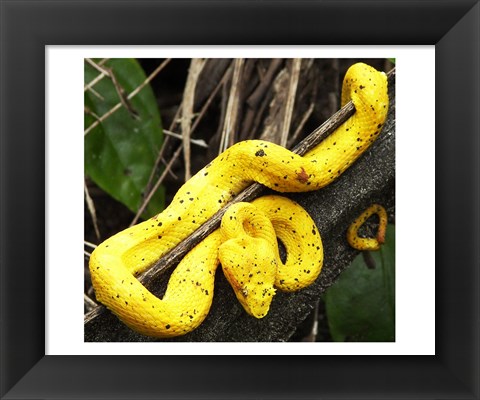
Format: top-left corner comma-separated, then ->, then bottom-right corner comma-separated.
241,288 -> 249,297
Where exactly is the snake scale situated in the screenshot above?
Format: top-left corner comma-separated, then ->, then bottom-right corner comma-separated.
89,62 -> 389,338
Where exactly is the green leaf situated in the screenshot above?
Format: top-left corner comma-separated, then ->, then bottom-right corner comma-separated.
84,59 -> 164,218
324,224 -> 395,342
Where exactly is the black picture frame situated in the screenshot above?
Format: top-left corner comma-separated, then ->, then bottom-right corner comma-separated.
1,0 -> 479,399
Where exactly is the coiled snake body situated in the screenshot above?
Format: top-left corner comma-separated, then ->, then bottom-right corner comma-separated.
89,63 -> 389,338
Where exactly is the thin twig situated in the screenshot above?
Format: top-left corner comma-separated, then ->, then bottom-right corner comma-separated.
190,63 -> 232,135
84,293 -> 98,311
287,102 -> 314,149
84,180 -> 100,240
85,87 -> 104,101
143,103 -> 183,199
280,59 -> 302,147
85,58 -> 109,76
84,240 -> 98,249
84,58 -> 171,136
219,58 -> 244,154
129,144 -> 184,226
102,63 -> 138,119
182,58 -> 206,181
287,62 -> 318,149
84,58 -> 110,92
84,106 -> 101,121
164,130 -> 208,148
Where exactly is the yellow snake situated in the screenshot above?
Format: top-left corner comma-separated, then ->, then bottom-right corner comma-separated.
89,62 -> 389,338
347,204 -> 388,251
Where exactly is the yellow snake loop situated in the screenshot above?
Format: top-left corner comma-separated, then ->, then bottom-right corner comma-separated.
89,62 -> 389,338
347,204 -> 388,251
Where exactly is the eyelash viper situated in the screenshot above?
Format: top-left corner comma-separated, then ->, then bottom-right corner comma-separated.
89,62 -> 389,338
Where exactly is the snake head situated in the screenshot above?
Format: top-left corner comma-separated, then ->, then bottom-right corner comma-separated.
219,236 -> 277,318
239,283 -> 277,319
